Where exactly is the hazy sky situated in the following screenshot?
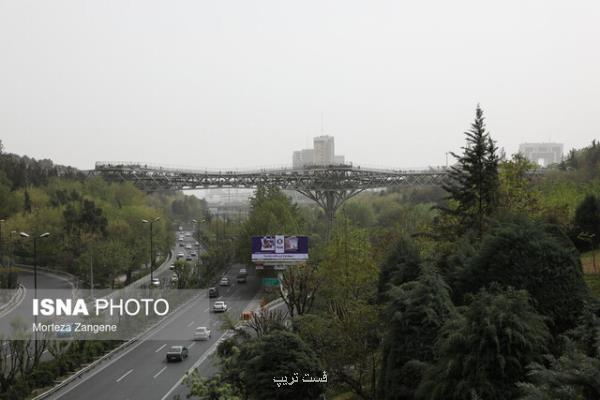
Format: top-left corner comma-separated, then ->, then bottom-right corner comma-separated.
1,0 -> 599,170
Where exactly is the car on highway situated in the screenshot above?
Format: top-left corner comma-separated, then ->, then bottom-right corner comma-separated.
166,346 -> 188,362
185,244 -> 192,250
208,287 -> 219,298
177,252 -> 184,259
212,301 -> 228,312
193,326 -> 211,340
186,255 -> 192,261
236,268 -> 248,283
169,264 -> 175,270
190,251 -> 197,257
219,277 -> 230,286
151,277 -> 160,287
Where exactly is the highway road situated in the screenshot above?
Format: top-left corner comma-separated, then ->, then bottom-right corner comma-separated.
0,267 -> 75,336
48,233 -> 262,400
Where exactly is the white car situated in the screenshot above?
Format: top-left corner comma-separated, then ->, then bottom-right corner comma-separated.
193,326 -> 211,340
177,252 -> 184,259
151,278 -> 160,287
212,301 -> 228,312
219,277 -> 230,286
169,265 -> 176,270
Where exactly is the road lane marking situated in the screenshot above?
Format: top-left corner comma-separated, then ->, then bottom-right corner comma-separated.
155,344 -> 166,353
203,307 -> 209,312
187,321 -> 194,327
188,342 -> 195,349
153,366 -> 167,379
116,369 -> 133,382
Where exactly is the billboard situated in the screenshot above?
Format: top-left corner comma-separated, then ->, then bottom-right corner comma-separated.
251,235 -> 309,262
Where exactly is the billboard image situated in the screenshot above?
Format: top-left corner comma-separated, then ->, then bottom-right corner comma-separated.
252,235 -> 309,261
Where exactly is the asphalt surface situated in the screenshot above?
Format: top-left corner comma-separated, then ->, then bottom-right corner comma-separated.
0,267 -> 75,336
49,232 -> 262,400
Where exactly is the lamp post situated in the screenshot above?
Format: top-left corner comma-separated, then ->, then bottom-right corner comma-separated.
142,217 -> 160,282
19,231 -> 50,351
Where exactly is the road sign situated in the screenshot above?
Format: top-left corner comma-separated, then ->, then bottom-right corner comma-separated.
262,278 -> 280,286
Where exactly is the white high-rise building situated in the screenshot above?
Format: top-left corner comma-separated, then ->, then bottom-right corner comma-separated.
292,135 -> 344,168
313,135 -> 335,165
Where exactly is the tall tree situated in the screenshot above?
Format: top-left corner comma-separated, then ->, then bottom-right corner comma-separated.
573,194 -> 600,253
279,263 -> 320,317
499,153 -> 541,214
442,105 -> 500,237
379,265 -> 455,400
23,190 -> 32,213
461,216 -> 588,333
418,286 -> 550,400
237,330 -> 325,400
377,236 -> 422,303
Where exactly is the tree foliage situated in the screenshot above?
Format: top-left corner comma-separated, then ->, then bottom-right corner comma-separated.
379,265 -> 455,400
418,286 -> 550,400
441,105 -> 500,237
460,216 -> 588,333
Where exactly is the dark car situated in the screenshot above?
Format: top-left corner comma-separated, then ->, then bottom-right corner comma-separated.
166,346 -> 188,362
208,287 -> 219,298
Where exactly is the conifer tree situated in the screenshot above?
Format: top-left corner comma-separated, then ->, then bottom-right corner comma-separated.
442,105 -> 499,237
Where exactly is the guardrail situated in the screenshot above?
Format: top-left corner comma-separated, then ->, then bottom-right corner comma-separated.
0,284 -> 25,318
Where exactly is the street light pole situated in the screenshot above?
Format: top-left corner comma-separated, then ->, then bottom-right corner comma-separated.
19,231 -> 50,352
142,217 -> 160,283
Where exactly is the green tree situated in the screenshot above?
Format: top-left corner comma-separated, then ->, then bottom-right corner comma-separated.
441,105 -> 500,237
418,286 -> 550,400
184,371 -> 241,400
279,263 -> 320,317
237,186 -> 304,263
238,330 -> 325,400
379,266 -> 455,400
499,153 -> 541,215
23,190 -> 32,213
377,236 -> 422,302
573,194 -> 600,253
296,300 -> 381,400
460,216 -> 588,333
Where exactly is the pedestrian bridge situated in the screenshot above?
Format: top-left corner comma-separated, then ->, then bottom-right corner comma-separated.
94,162 -> 449,221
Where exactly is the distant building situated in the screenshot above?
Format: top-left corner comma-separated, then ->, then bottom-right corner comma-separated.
518,143 -> 564,167
313,135 -> 335,165
292,135 -> 344,167
293,149 -> 314,168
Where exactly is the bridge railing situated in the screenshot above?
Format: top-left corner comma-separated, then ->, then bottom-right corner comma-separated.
95,161 -> 450,175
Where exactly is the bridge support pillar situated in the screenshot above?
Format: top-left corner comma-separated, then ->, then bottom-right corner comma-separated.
296,189 -> 363,237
